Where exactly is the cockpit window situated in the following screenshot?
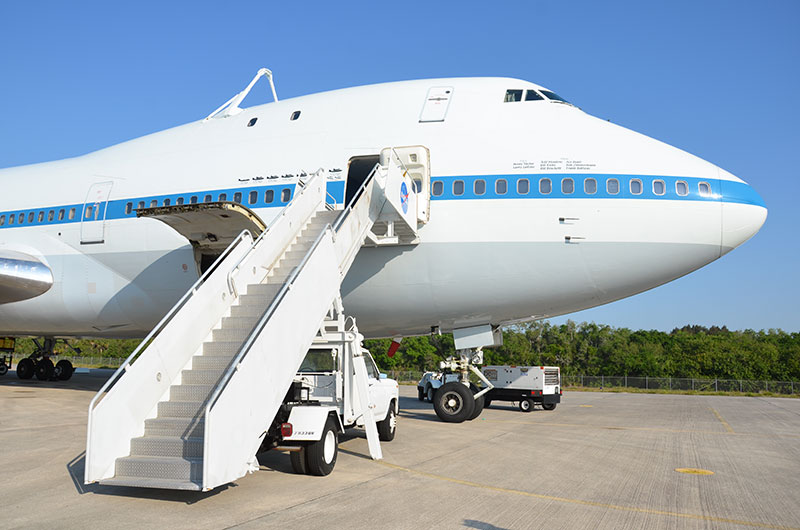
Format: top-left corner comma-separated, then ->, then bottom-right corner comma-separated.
504,90 -> 523,102
525,90 -> 544,101
540,90 -> 570,104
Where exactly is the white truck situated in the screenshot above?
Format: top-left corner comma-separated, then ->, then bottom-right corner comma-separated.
259,321 -> 399,475
480,365 -> 561,412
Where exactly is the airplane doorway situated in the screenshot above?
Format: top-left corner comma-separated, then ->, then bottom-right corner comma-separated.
345,155 -> 379,206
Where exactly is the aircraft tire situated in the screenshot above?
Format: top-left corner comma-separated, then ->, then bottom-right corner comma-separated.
378,401 -> 397,441
35,358 -> 54,381
433,382 -> 475,423
484,398 -> 492,408
290,446 -> 309,475
17,358 -> 35,380
306,418 -> 338,476
519,398 -> 533,412
55,359 -> 74,381
542,403 -> 557,411
467,383 -> 484,421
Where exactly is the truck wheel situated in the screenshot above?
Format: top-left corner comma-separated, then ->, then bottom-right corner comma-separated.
290,446 -> 308,475
55,359 -> 73,381
417,387 -> 425,401
306,417 -> 338,476
426,386 -> 434,402
0,362 -> 7,376
16,358 -> 34,380
378,401 -> 397,441
467,383 -> 484,421
433,382 -> 474,423
519,399 -> 533,412
542,403 -> 557,411
35,358 -> 54,381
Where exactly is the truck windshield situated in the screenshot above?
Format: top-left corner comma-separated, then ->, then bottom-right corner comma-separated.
298,350 -> 336,372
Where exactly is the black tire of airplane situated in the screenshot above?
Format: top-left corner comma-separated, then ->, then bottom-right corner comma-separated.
433,382 -> 475,423
35,358 -> 54,381
519,398 -> 533,412
417,387 -> 425,401
467,383 -> 485,421
306,418 -> 338,476
55,359 -> 73,381
484,398 -> 492,408
290,446 -> 309,475
378,401 -> 397,441
542,403 -> 557,411
16,358 -> 34,379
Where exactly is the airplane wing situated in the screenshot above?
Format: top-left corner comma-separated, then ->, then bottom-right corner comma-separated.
0,249 -> 54,304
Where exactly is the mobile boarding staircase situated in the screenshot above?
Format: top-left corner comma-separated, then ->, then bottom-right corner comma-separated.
86,147 -> 428,491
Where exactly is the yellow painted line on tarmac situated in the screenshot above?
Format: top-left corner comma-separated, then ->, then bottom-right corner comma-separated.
709,407 -> 736,433
579,405 -> 593,407
376,460 -> 798,530
676,468 -> 714,475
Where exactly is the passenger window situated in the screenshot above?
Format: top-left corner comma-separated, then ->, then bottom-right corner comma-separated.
584,178 -> 597,194
653,180 -> 665,195
19,213 -> 25,224
190,196 -> 198,204
453,180 -> 465,196
163,198 -> 171,206
496,179 -> 507,195
517,178 -> 529,194
204,194 -> 212,203
630,179 -> 642,195
698,182 -> 711,196
125,203 -> 132,214
539,178 -> 552,194
562,178 -> 574,194
233,192 -> 242,203
48,211 -> 54,222
281,188 -> 291,202
607,178 -> 620,194
176,197 -> 185,205
58,209 -> 65,221
432,181 -> 443,196
0,215 -> 4,226
37,211 -> 44,222
83,207 -> 92,220
9,215 -> 14,225
474,179 -> 486,195
249,191 -> 258,205
525,90 -> 544,101
68,208 -> 75,220
219,193 -> 227,201
504,89 -> 523,102
290,111 -> 301,121
149,200 -> 157,208
137,201 -> 145,210
676,181 -> 688,196
265,189 -> 274,203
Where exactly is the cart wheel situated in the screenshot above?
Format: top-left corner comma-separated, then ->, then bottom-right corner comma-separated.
519,398 -> 533,412
0,362 -> 7,376
426,386 -> 435,402
35,358 -> 54,381
55,359 -> 73,381
542,403 -> 557,411
17,358 -> 35,380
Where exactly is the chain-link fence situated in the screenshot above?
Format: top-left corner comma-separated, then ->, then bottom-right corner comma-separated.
561,375 -> 800,395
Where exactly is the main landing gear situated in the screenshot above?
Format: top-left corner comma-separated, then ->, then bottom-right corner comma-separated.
432,349 -> 493,423
14,338 -> 76,381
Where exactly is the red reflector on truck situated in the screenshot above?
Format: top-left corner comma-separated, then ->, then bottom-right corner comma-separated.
280,423 -> 293,437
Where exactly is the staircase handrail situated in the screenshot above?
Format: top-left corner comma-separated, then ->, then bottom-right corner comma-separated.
332,163 -> 381,232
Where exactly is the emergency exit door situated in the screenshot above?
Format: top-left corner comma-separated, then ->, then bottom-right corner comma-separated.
80,181 -> 113,244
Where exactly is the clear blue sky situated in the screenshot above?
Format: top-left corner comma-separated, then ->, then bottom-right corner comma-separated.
1,0 -> 797,332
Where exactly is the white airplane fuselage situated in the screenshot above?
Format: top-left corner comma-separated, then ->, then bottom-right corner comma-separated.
0,77 -> 766,338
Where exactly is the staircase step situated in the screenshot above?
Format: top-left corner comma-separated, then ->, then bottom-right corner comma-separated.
115,455 -> 202,482
181,368 -> 224,385
243,283 -> 283,298
220,315 -> 258,330
130,436 -> 204,458
192,355 -> 234,371
100,476 -> 201,491
145,417 -> 204,437
237,292 -> 278,308
230,304 -> 269,318
170,384 -> 214,401
202,341 -> 242,356
211,327 -> 250,343
158,400 -> 204,418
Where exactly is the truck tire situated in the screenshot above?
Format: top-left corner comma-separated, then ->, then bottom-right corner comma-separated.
433,382 -> 474,423
16,358 -> 34,380
417,387 -> 425,401
519,398 -> 533,412
542,403 -> 557,411
290,446 -> 308,474
378,401 -> 397,441
306,417 -> 338,476
467,383 -> 484,421
0,362 -> 7,376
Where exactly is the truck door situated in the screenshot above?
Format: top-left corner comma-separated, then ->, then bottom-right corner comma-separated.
80,181 -> 113,244
364,352 -> 391,421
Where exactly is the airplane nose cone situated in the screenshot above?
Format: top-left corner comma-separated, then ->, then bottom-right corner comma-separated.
720,179 -> 767,256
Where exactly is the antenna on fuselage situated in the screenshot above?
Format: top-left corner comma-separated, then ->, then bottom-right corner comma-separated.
204,67 -> 279,121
